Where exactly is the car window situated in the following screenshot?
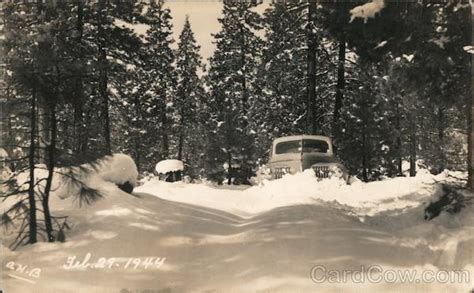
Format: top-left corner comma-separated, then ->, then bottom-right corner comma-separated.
275,140 -> 301,154
302,139 -> 329,153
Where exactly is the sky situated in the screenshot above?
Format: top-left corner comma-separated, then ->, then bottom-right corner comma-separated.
134,1 -> 367,65
164,1 -> 224,63
163,1 -> 269,63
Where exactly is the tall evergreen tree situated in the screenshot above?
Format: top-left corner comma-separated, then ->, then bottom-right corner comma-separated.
206,0 -> 264,184
253,1 -> 308,161
142,0 -> 176,162
175,17 -> 206,177
175,17 -> 203,160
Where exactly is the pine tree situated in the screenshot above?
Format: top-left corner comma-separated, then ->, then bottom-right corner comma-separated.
253,1 -> 308,161
175,17 -> 205,178
205,0 -> 264,184
0,1 -> 140,248
113,62 -> 150,172
142,0 -> 177,162
254,1 -> 338,161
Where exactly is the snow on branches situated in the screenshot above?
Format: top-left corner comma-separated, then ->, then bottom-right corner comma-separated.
350,0 -> 385,23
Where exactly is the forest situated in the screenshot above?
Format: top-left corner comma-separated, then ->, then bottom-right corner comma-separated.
0,1 -> 472,245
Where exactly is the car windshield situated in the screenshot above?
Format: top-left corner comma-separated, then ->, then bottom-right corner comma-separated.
275,140 -> 301,154
302,139 -> 329,153
275,139 -> 329,154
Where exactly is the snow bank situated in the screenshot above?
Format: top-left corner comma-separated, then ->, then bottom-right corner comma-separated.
3,162 -> 472,292
155,159 -> 184,174
10,154 -> 138,201
136,169 -> 462,217
14,164 -> 67,197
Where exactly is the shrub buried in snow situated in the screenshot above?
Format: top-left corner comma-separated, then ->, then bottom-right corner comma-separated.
155,160 -> 184,174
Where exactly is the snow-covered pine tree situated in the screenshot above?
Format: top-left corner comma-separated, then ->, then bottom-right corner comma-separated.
94,0 -> 144,156
142,0 -> 177,163
336,1 -> 470,179
335,61 -> 390,181
253,1 -> 338,162
328,2 -> 418,180
2,0 -> 49,246
174,17 -> 206,178
205,0 -> 264,184
1,1 -> 105,247
252,1 -> 308,162
113,63 -> 151,172
404,2 -> 471,175
319,1 -> 366,140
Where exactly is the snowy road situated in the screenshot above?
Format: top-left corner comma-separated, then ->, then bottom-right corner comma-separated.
2,175 -> 474,292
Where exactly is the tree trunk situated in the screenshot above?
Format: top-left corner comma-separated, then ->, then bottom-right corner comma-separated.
161,108 -> 169,159
98,0 -> 111,155
133,94 -> 141,171
468,4 -> 474,191
28,88 -> 38,244
227,151 -> 232,185
396,102 -> 403,175
77,1 -> 84,41
409,112 -> 417,177
361,97 -> 369,182
134,136 -> 141,171
74,1 -> 86,155
306,1 -> 318,135
409,138 -> 416,177
38,105 -> 50,163
100,50 -> 111,154
240,16 -> 248,120
42,104 -> 56,242
437,106 -> 445,173
177,121 -> 184,161
362,130 -> 368,182
332,19 -> 345,136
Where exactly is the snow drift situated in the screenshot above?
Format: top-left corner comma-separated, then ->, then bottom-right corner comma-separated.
12,153 -> 138,200
136,168 -> 462,217
3,162 -> 473,293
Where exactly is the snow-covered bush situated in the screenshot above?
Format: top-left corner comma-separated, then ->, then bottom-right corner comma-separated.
155,159 -> 184,182
349,0 -> 385,23
155,159 -> 184,174
98,154 -> 138,191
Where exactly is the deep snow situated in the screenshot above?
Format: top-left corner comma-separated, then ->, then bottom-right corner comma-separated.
2,166 -> 473,293
11,153 -> 138,201
137,168 -> 459,217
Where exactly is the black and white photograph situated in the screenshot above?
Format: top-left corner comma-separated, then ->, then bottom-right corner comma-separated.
0,0 -> 473,292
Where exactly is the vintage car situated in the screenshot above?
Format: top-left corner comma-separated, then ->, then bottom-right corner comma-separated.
266,135 -> 349,181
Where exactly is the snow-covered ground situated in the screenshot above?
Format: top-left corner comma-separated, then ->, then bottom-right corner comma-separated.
2,168 -> 474,293
138,169 -> 460,217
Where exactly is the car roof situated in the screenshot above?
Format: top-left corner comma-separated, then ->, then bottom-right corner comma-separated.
273,135 -> 332,145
